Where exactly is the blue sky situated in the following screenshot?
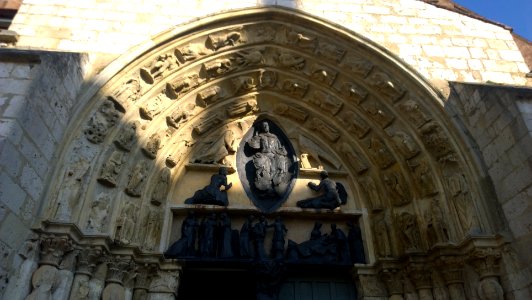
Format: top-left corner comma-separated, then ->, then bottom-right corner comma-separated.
454,0 -> 532,41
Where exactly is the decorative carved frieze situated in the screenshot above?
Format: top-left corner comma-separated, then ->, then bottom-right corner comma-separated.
97,151 -> 126,187
84,99 -> 123,144
231,76 -> 257,95
385,126 -> 419,160
285,29 -> 317,50
233,49 -> 265,68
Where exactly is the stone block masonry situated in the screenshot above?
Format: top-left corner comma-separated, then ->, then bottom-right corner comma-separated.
7,0 -> 530,86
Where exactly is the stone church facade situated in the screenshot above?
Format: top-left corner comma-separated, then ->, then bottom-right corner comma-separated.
0,1 -> 531,299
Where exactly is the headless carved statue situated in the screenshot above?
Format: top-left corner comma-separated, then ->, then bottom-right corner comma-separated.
296,171 -> 348,210
184,167 -> 232,206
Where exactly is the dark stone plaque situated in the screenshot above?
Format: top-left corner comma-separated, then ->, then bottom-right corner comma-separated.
237,119 -> 298,212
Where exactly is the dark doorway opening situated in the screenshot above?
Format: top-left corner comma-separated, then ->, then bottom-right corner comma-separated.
177,267 -> 256,300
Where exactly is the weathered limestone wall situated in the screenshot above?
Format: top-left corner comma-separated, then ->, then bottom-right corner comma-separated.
0,51 -> 89,293
447,83 -> 532,297
9,0 -> 530,86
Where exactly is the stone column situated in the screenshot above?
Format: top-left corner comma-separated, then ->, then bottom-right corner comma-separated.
147,270 -> 180,300
88,262 -> 107,300
380,268 -> 404,300
133,267 -> 154,300
471,248 -> 504,300
101,256 -> 134,300
2,236 -> 39,299
69,248 -> 101,300
26,235 -> 72,299
440,257 -> 466,300
409,264 -> 433,300
53,250 -> 78,300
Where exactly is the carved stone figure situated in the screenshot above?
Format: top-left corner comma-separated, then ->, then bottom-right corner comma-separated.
151,167 -> 171,206
143,206 -> 162,251
184,167 -> 232,206
240,215 -> 254,258
231,76 -> 257,94
282,79 -> 308,98
252,215 -> 269,260
363,101 -> 394,130
310,64 -> 337,86
286,30 -> 316,49
97,151 -> 125,187
197,85 -> 224,106
308,90 -> 343,115
399,99 -> 432,129
54,160 -> 90,221
420,121 -> 454,159
308,117 -> 341,142
337,110 -> 371,138
191,129 -> 237,167
140,93 -> 165,120
84,99 -> 123,144
426,198 -> 449,246
340,54 -> 373,77
447,172 -> 479,234
115,202 -> 137,245
373,213 -> 392,257
359,176 -> 383,210
340,82 -> 368,104
125,160 -> 149,197
398,212 -> 422,252
226,98 -> 259,117
259,70 -> 277,88
199,213 -> 217,257
114,121 -> 140,152
383,171 -> 410,206
176,44 -> 206,62
165,75 -> 201,99
166,103 -> 195,129
142,133 -> 161,159
277,51 -> 305,70
367,136 -> 395,169
233,49 -> 264,68
86,194 -> 110,233
246,121 -> 291,197
366,71 -> 404,102
140,54 -> 177,84
339,142 -> 369,174
316,42 -> 346,62
347,221 -> 365,264
273,103 -> 308,123
111,78 -> 141,107
2,237 -> 39,300
331,224 -> 350,265
207,31 -> 241,50
269,216 -> 287,260
296,170 -> 348,210
218,212 -> 234,258
298,135 -> 341,170
386,127 -> 420,159
192,112 -> 224,135
26,264 -> 59,300
203,59 -> 233,77
165,211 -> 199,257
408,159 -> 438,197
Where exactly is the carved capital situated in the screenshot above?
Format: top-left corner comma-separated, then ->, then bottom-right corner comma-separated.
75,247 -> 103,276
407,263 -> 432,290
470,248 -> 502,279
437,256 -> 466,285
379,268 -> 403,296
149,270 -> 180,295
39,235 -> 73,267
135,264 -> 157,290
104,256 -> 135,285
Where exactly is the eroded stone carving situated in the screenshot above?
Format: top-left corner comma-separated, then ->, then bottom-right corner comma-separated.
339,142 -> 369,174
366,71 -> 404,102
316,42 -> 346,62
362,100 -> 395,129
197,85 -> 225,106
398,212 -> 423,252
142,206 -> 163,252
298,135 -> 341,170
166,103 -> 195,129
114,121 -> 140,152
399,99 -> 432,129
367,135 -> 395,169
84,99 -> 123,144
420,121 -> 454,159
341,54 -> 373,77
125,160 -> 149,197
408,158 -> 438,197
53,160 -> 91,221
191,128 -> 238,166
382,170 -> 410,206
226,97 -> 259,118
140,93 -> 166,120
359,176 -> 383,210
86,194 -> 110,233
203,58 -> 233,78
373,213 -> 392,257
308,117 -> 341,142
339,82 -> 368,104
140,54 -> 178,84
97,151 -> 125,187
151,167 -> 171,206
175,44 -> 206,62
446,172 -> 480,234
282,78 -> 309,98
276,51 -> 305,70
309,63 -> 337,86
207,30 -> 242,50
426,198 -> 449,246
2,236 -> 39,300
233,49 -> 264,68
115,202 -> 137,245
231,76 -> 257,94
192,112 -> 224,135
259,70 -> 277,88
337,110 -> 371,139
296,170 -> 347,210
165,75 -> 201,99
111,78 -> 141,107
185,167 -> 232,206
273,103 -> 308,123
308,90 -> 343,115
286,29 -> 317,50
386,126 -> 420,160
142,133 -> 161,159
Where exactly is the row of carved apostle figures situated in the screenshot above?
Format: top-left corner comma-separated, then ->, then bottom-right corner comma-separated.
165,211 -> 365,265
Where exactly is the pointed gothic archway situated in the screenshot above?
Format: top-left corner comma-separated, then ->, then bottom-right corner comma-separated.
27,7 -> 506,300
